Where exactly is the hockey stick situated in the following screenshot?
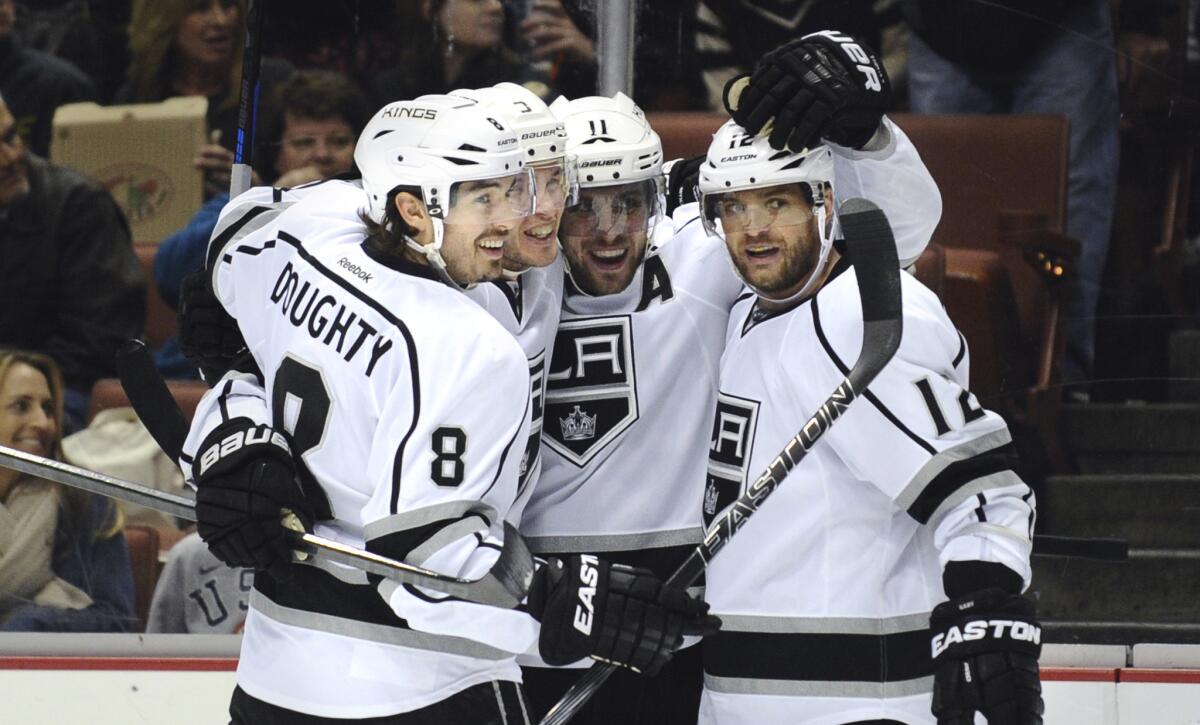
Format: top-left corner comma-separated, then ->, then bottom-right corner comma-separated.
230,0 -> 264,197
0,442 -> 535,607
537,198 -> 905,725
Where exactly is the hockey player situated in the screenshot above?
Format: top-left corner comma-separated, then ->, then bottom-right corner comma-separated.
521,54 -> 940,719
694,118 -> 1043,725
452,82 -> 577,505
181,94 -> 717,723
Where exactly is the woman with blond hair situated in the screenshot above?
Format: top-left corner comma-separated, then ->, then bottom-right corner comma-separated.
113,0 -> 292,197
0,350 -> 136,632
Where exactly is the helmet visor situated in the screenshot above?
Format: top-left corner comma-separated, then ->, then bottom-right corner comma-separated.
531,156 -> 579,215
559,178 -> 661,242
446,168 -> 536,226
700,183 -> 818,240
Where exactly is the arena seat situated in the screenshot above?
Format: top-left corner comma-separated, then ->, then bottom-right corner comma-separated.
133,243 -> 178,349
87,377 -> 209,426
123,524 -> 161,632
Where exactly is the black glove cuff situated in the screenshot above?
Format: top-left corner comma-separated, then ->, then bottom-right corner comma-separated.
530,555 -> 612,666
943,560 -> 1025,599
194,417 -> 294,483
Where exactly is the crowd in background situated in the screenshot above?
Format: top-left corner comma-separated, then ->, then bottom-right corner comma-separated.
0,0 -> 1196,634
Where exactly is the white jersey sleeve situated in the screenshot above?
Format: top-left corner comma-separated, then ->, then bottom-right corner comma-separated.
179,371 -> 274,486
362,331 -> 539,655
789,272 -> 1034,588
830,116 -> 942,267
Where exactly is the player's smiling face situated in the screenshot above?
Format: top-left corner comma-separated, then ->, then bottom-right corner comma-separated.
439,175 -> 534,284
558,181 -> 656,295
504,160 -> 570,273
718,184 -> 826,299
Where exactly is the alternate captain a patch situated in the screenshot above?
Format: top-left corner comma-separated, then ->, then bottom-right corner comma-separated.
543,316 -> 638,466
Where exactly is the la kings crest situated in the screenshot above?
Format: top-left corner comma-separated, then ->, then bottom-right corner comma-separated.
543,316 -> 638,466
705,391 -> 760,526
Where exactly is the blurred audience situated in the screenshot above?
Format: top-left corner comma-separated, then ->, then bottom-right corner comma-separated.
152,70 -> 369,378
146,531 -> 248,633
694,0 -> 903,110
114,0 -> 292,198
904,0 -> 1120,393
0,93 -> 145,430
11,0 -> 132,103
369,0 -> 547,106
0,350 -> 136,633
0,0 -> 98,157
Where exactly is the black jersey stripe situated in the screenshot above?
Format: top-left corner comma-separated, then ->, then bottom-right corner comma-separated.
217,379 -> 233,422
975,492 -> 988,522
905,443 -> 1019,524
703,628 -> 932,683
532,542 -> 698,584
270,231 -> 423,516
232,238 -> 276,256
206,204 -> 276,271
811,296 -> 937,455
952,331 -> 967,368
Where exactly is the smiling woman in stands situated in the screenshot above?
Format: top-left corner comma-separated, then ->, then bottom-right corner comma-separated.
0,350 -> 136,633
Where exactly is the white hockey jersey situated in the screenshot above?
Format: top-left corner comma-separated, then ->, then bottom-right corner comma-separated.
524,117 -> 940,579
181,180 -> 540,718
466,258 -> 565,519
698,271 -> 1036,725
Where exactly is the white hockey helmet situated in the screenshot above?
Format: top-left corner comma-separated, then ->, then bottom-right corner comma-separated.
550,92 -> 663,188
699,119 -> 836,301
354,94 -> 534,288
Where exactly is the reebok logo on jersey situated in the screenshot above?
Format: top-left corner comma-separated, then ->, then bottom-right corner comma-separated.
337,257 -> 373,283
197,426 -> 291,476
572,554 -> 600,635
931,619 -> 1042,659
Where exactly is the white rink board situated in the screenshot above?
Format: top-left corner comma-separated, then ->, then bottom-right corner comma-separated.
1,665 -> 1198,723
0,669 -> 237,725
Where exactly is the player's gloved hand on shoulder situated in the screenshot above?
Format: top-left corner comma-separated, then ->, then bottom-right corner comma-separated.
193,417 -> 312,580
663,155 -> 705,216
930,588 -> 1044,725
723,29 -> 891,153
178,270 -> 251,385
527,554 -> 721,675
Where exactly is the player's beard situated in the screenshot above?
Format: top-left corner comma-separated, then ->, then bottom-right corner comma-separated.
729,226 -> 821,299
562,230 -> 648,296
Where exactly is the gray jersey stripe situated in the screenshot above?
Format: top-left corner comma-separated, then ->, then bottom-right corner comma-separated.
704,673 -> 934,698
365,500 -> 499,540
406,515 -> 491,567
250,589 -> 512,660
926,470 -> 1025,532
717,612 -> 930,635
894,428 -> 1013,511
525,527 -> 703,553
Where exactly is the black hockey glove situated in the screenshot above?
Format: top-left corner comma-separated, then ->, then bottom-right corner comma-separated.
723,29 -> 891,153
930,589 -> 1045,725
527,554 -> 721,675
193,417 -> 311,580
664,155 -> 705,217
178,270 -> 251,385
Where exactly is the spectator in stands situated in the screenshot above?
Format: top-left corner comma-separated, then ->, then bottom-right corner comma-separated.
904,0 -> 1120,394
0,92 -> 145,431
152,70 -> 369,378
0,0 -> 98,157
10,0 -> 132,103
518,0 -> 708,110
368,0 -> 548,106
693,0 -> 903,110
0,350 -> 136,633
114,0 -> 292,198
146,531 -> 249,634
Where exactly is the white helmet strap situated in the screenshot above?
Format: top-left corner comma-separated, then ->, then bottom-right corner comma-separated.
403,216 -> 472,291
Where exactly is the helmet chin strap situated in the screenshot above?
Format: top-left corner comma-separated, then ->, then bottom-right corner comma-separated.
404,218 -> 474,291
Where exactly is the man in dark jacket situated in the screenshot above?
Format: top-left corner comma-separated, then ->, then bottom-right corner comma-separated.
0,93 -> 145,430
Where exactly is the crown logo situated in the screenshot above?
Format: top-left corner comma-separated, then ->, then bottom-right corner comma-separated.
560,405 -> 597,441
703,480 -> 720,516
